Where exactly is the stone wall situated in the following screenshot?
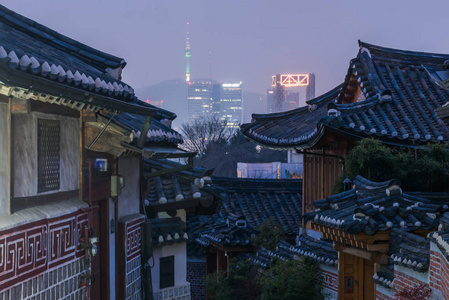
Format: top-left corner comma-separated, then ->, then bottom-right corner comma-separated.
0,203 -> 88,299
187,261 -> 206,300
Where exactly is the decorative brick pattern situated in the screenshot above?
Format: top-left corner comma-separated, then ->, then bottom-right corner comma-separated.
319,269 -> 338,300
126,255 -> 142,299
0,210 -> 88,293
430,247 -> 449,299
376,290 -> 393,300
0,245 -> 86,299
393,270 -> 428,297
118,214 -> 144,300
187,262 -> 206,300
153,284 -> 191,300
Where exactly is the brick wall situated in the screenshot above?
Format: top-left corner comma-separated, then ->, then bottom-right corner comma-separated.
430,243 -> 449,299
0,258 -> 86,300
376,290 -> 393,300
0,209 -> 88,299
118,214 -> 145,300
393,267 -> 429,297
187,261 -> 206,300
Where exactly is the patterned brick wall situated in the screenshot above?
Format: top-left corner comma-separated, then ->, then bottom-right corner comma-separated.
0,258 -> 86,300
319,268 -> 338,300
0,209 -> 88,299
393,270 -> 428,297
430,246 -> 449,299
376,290 -> 393,300
118,214 -> 144,300
187,261 -> 206,300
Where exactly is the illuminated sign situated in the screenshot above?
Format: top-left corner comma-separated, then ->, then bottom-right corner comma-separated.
222,82 -> 242,88
272,74 -> 309,87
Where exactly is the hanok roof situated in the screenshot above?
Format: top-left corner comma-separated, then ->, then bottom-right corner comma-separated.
240,85 -> 341,149
144,159 -> 218,215
429,212 -> 449,263
211,177 -> 303,236
0,4 -> 167,116
190,177 -> 302,248
304,175 -> 449,235
151,217 -> 188,247
248,236 -> 338,268
195,214 -> 259,248
288,233 -> 338,267
112,112 -> 183,147
389,228 -> 429,272
242,41 -> 449,149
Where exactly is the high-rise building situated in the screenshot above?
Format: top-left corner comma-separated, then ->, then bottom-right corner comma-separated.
187,81 -> 213,122
213,82 -> 243,128
267,89 -> 274,113
185,22 -> 192,82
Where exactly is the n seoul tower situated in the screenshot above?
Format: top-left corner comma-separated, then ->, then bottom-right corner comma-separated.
185,21 -> 192,82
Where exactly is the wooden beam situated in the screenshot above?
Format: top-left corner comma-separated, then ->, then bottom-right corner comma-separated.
7,96 -> 13,215
138,116 -> 152,148
366,243 -> 389,252
335,243 -> 372,261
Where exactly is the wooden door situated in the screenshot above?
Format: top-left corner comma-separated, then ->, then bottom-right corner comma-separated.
339,252 -> 375,300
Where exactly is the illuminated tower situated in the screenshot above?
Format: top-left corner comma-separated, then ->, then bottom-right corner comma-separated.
185,21 -> 192,82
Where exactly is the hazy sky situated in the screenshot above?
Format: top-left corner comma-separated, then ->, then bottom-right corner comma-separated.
3,0 -> 449,98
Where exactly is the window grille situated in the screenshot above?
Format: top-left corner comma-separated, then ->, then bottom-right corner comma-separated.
38,119 -> 60,192
160,256 -> 175,289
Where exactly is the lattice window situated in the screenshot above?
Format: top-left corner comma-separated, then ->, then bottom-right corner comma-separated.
160,256 -> 175,289
38,119 -> 60,193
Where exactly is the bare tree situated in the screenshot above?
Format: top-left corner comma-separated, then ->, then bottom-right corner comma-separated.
180,116 -> 236,155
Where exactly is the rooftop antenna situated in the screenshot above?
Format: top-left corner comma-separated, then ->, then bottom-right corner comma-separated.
184,20 -> 192,82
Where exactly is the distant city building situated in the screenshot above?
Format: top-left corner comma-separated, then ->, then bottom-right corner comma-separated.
285,90 -> 299,111
187,81 -> 213,122
268,73 -> 316,113
213,82 -> 243,128
306,73 -> 316,100
188,81 -> 243,127
267,89 -> 274,113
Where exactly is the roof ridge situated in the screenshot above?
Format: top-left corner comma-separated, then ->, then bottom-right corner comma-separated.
359,40 -> 449,61
247,84 -> 341,122
0,4 -> 126,71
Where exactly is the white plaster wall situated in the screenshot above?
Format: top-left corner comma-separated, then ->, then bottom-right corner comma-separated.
395,265 -> 430,284
13,112 -> 79,197
151,243 -> 188,293
0,104 -> 9,216
118,157 -> 140,218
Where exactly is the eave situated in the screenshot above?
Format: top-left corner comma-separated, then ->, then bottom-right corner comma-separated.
0,62 -> 159,116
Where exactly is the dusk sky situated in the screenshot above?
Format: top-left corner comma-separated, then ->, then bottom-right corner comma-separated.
3,0 -> 449,99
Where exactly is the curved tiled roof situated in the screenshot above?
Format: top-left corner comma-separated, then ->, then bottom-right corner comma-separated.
389,228 -> 429,272
188,177 -> 302,249
211,177 -> 303,235
0,4 -> 170,116
196,214 -> 259,247
241,41 -> 449,149
151,217 -> 188,247
144,159 -> 216,209
112,112 -> 183,146
304,175 -> 449,235
240,86 -> 341,149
